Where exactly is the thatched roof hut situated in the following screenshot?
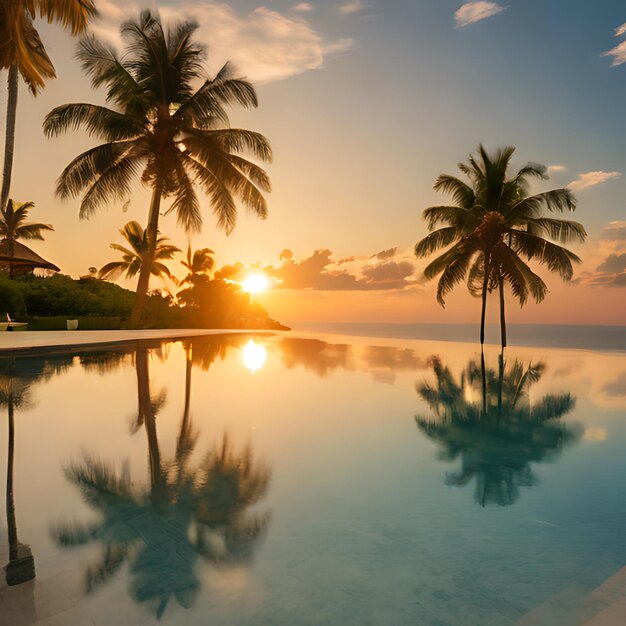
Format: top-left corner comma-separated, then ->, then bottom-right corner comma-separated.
0,239 -> 60,273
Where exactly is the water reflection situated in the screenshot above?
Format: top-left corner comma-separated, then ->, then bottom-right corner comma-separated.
276,337 -> 427,382
52,342 -> 271,618
1,371 -> 35,587
416,354 -> 581,506
242,339 -> 268,373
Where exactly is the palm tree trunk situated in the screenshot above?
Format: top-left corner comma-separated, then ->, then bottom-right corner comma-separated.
498,274 -> 507,349
480,254 -> 490,345
1,63 -> 19,213
129,179 -> 163,328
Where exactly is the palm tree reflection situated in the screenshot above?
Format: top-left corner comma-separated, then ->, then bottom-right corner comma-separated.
0,356 -> 74,587
416,354 -> 581,506
53,343 -> 271,618
1,375 -> 35,586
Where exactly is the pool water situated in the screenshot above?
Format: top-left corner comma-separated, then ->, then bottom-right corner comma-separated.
1,333 -> 625,625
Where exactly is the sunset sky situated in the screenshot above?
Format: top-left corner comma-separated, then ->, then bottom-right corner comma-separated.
2,0 -> 626,325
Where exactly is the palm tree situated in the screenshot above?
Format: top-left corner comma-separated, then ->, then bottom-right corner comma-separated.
0,0 -> 97,212
415,355 -> 580,506
179,245 -> 215,287
415,146 -> 586,347
0,199 -> 54,277
44,10 -> 272,327
99,221 -> 180,288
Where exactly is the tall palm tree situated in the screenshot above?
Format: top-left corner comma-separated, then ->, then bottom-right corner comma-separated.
0,0 -> 97,212
0,199 -> 54,277
415,146 -> 586,347
415,355 -> 580,506
44,10 -> 272,327
179,245 -> 215,287
99,221 -> 180,288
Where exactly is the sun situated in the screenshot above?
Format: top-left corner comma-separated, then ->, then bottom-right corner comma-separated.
241,274 -> 270,294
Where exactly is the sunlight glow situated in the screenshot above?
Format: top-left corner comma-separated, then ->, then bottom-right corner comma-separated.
242,340 -> 267,373
241,274 -> 270,294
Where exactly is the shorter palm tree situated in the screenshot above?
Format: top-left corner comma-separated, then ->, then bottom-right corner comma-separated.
99,221 -> 180,286
0,199 -> 54,277
415,146 -> 586,347
179,245 -> 215,287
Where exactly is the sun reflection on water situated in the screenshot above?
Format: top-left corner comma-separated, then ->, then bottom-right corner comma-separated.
242,339 -> 267,373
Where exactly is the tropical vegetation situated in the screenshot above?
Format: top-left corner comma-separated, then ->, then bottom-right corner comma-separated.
44,9 -> 272,327
0,0 -> 98,212
99,220 -> 180,284
179,245 -> 215,287
415,145 -> 587,347
0,199 -> 54,276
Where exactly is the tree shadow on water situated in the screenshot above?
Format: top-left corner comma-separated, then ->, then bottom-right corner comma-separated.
51,344 -> 271,619
416,353 -> 581,507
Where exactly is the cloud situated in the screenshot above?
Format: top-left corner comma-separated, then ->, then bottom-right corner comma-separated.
601,222 -> 626,242
361,260 -> 416,288
603,23 -> 626,66
255,248 -> 418,291
92,1 -> 353,83
567,171 -> 621,191
277,338 -> 427,383
454,2 -> 505,28
339,1 -> 366,15
547,164 -> 566,174
603,41 -> 626,67
372,247 -> 398,260
597,253 -> 626,274
580,249 -> 626,288
292,2 -> 315,12
603,372 -> 626,397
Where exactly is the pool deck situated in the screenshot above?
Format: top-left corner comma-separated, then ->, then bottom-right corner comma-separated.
0,329 -> 272,355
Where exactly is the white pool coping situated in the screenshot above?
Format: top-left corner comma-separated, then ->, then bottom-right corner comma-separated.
0,329 -> 276,353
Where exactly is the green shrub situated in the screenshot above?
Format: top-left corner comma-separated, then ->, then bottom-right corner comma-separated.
24,316 -> 123,331
0,274 -> 26,317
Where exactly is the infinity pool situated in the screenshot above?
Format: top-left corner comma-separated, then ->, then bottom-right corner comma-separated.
1,333 -> 625,625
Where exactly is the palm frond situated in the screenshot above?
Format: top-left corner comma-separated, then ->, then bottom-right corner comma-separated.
414,227 -> 459,258
55,140 -> 138,199
433,175 -> 475,209
510,188 -> 577,218
44,103 -> 142,141
422,205 -> 477,231
525,218 -> 587,243
79,154 -> 141,219
511,231 -> 581,281
436,249 -> 475,307
37,0 -> 98,36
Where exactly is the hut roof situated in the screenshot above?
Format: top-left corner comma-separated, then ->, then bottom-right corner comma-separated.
0,239 -> 61,272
